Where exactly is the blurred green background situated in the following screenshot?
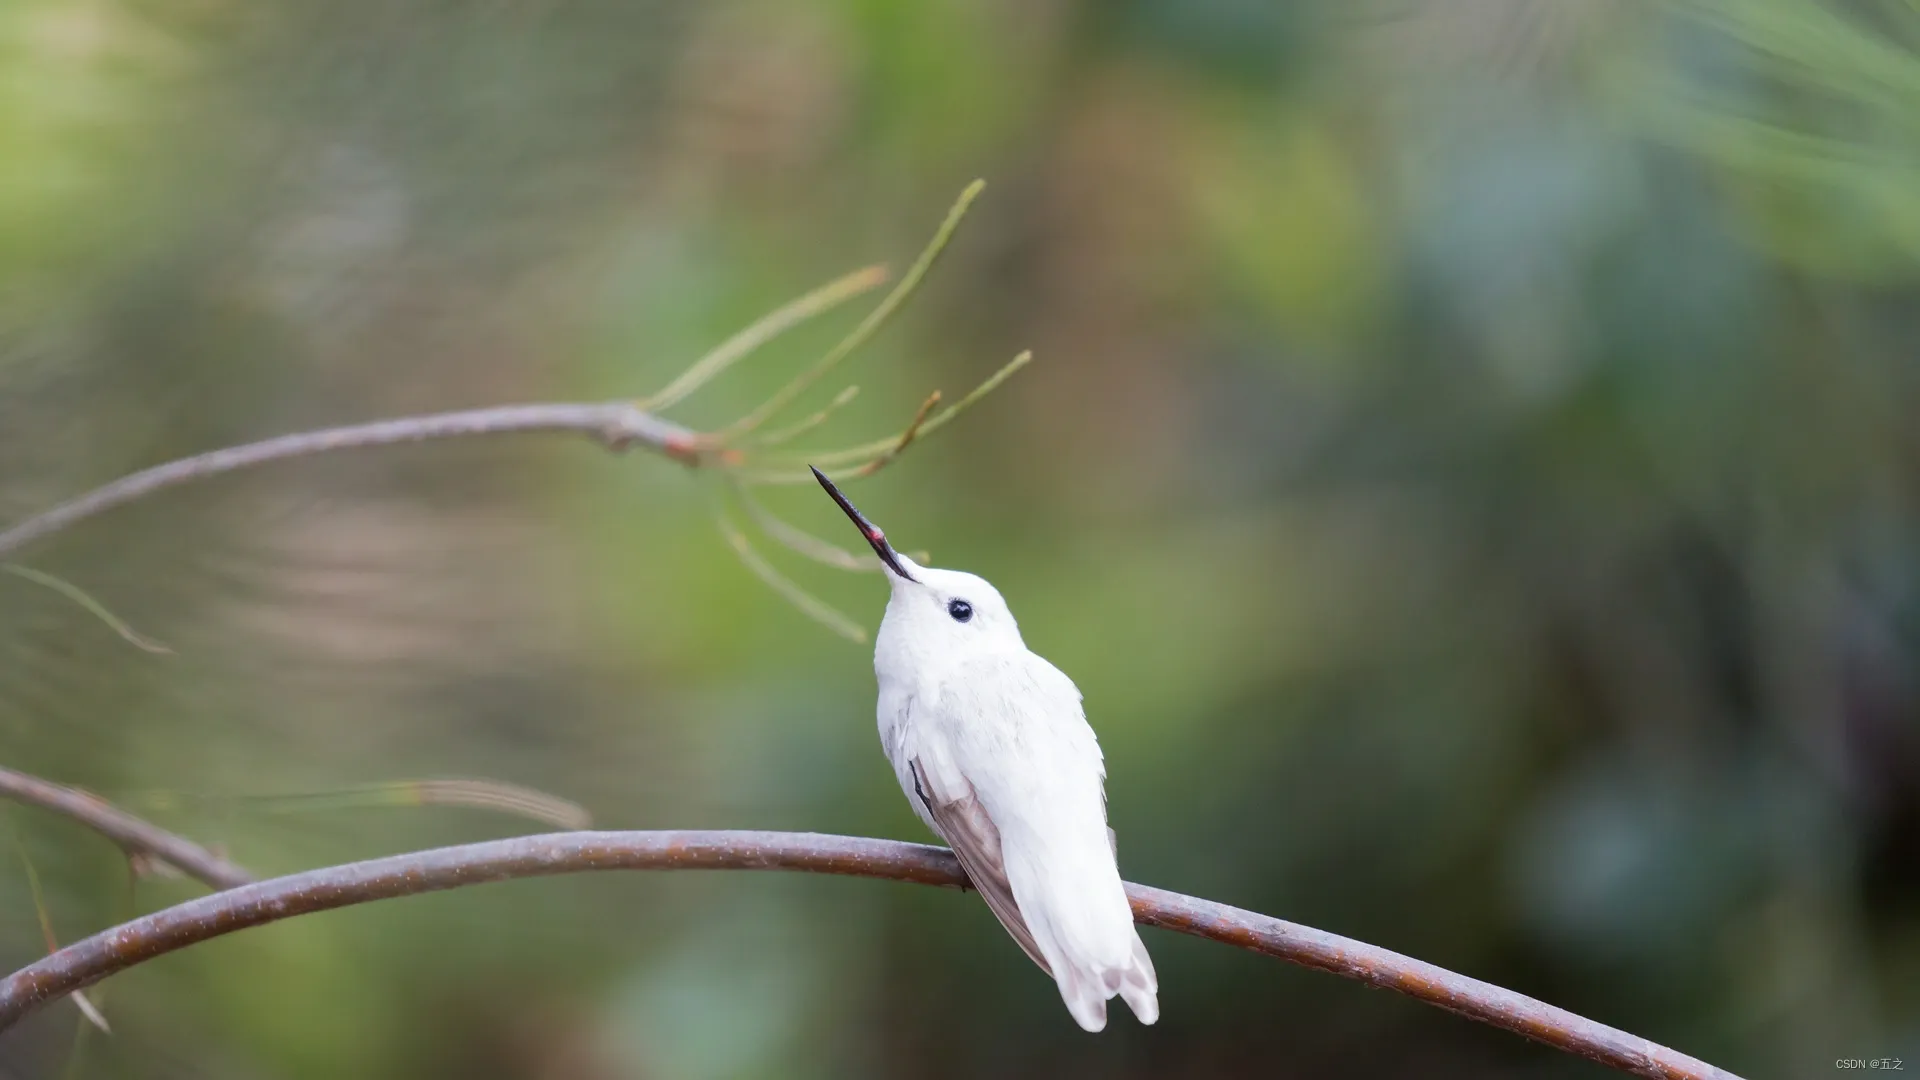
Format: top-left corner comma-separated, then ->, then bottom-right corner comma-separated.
2,1 -> 1916,1076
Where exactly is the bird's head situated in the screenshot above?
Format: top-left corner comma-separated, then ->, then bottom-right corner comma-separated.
810,466 -> 1024,657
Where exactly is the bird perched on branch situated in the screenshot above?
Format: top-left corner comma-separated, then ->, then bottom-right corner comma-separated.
812,466 -> 1158,1032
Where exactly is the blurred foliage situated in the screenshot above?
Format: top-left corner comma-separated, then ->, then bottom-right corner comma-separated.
2,1 -> 1918,1077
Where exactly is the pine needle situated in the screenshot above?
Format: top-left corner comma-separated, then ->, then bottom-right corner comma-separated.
723,180 -> 986,438
143,780 -> 593,831
845,390 -> 940,479
3,564 -> 171,654
732,479 -> 877,572
639,264 -> 889,413
716,513 -> 867,642
753,385 -> 862,447
745,350 -> 1032,481
8,814 -> 110,1034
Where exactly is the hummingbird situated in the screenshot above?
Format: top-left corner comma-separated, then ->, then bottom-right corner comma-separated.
811,466 -> 1158,1032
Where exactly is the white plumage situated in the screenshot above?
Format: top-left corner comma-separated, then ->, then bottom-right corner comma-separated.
813,468 -> 1158,1032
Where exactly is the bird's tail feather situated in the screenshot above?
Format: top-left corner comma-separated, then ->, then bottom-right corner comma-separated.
1119,935 -> 1159,1024
1050,928 -> 1158,1032
1060,966 -> 1110,1032
1001,823 -> 1160,1031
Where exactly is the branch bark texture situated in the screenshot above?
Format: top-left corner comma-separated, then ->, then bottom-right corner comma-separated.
0,403 -> 698,560
0,766 -> 252,890
0,830 -> 1740,1080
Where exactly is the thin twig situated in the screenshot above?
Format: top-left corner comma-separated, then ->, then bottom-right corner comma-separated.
638,266 -> 889,413
722,181 -> 986,439
0,831 -> 1740,1080
0,403 -> 698,561
0,767 -> 253,891
1,565 -> 172,654
731,479 -> 877,572
715,513 -> 868,642
745,350 -> 1032,483
178,779 -> 594,832
845,390 -> 940,479
799,350 -> 1032,467
7,813 -> 110,1034
752,385 -> 862,448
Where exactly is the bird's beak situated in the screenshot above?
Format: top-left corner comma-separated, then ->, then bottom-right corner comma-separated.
810,466 -> 919,583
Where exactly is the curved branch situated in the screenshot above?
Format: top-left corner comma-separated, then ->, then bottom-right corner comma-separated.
0,766 -> 252,891
0,831 -> 1738,1080
0,403 -> 699,561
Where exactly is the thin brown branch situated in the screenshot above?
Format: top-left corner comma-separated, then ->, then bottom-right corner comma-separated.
0,767 -> 252,891
0,830 -> 1739,1079
0,403 -> 699,561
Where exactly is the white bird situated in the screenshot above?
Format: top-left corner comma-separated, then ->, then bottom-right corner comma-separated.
812,466 -> 1158,1032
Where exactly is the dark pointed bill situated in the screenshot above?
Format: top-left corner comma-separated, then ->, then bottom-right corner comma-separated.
810,466 -> 918,583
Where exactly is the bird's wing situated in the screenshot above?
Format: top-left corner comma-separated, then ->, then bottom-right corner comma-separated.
909,756 -> 1052,975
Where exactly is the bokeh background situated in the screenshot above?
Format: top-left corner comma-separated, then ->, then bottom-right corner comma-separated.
1,1 -> 1916,1076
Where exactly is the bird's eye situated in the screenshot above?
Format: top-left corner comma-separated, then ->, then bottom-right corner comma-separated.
947,598 -> 974,623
